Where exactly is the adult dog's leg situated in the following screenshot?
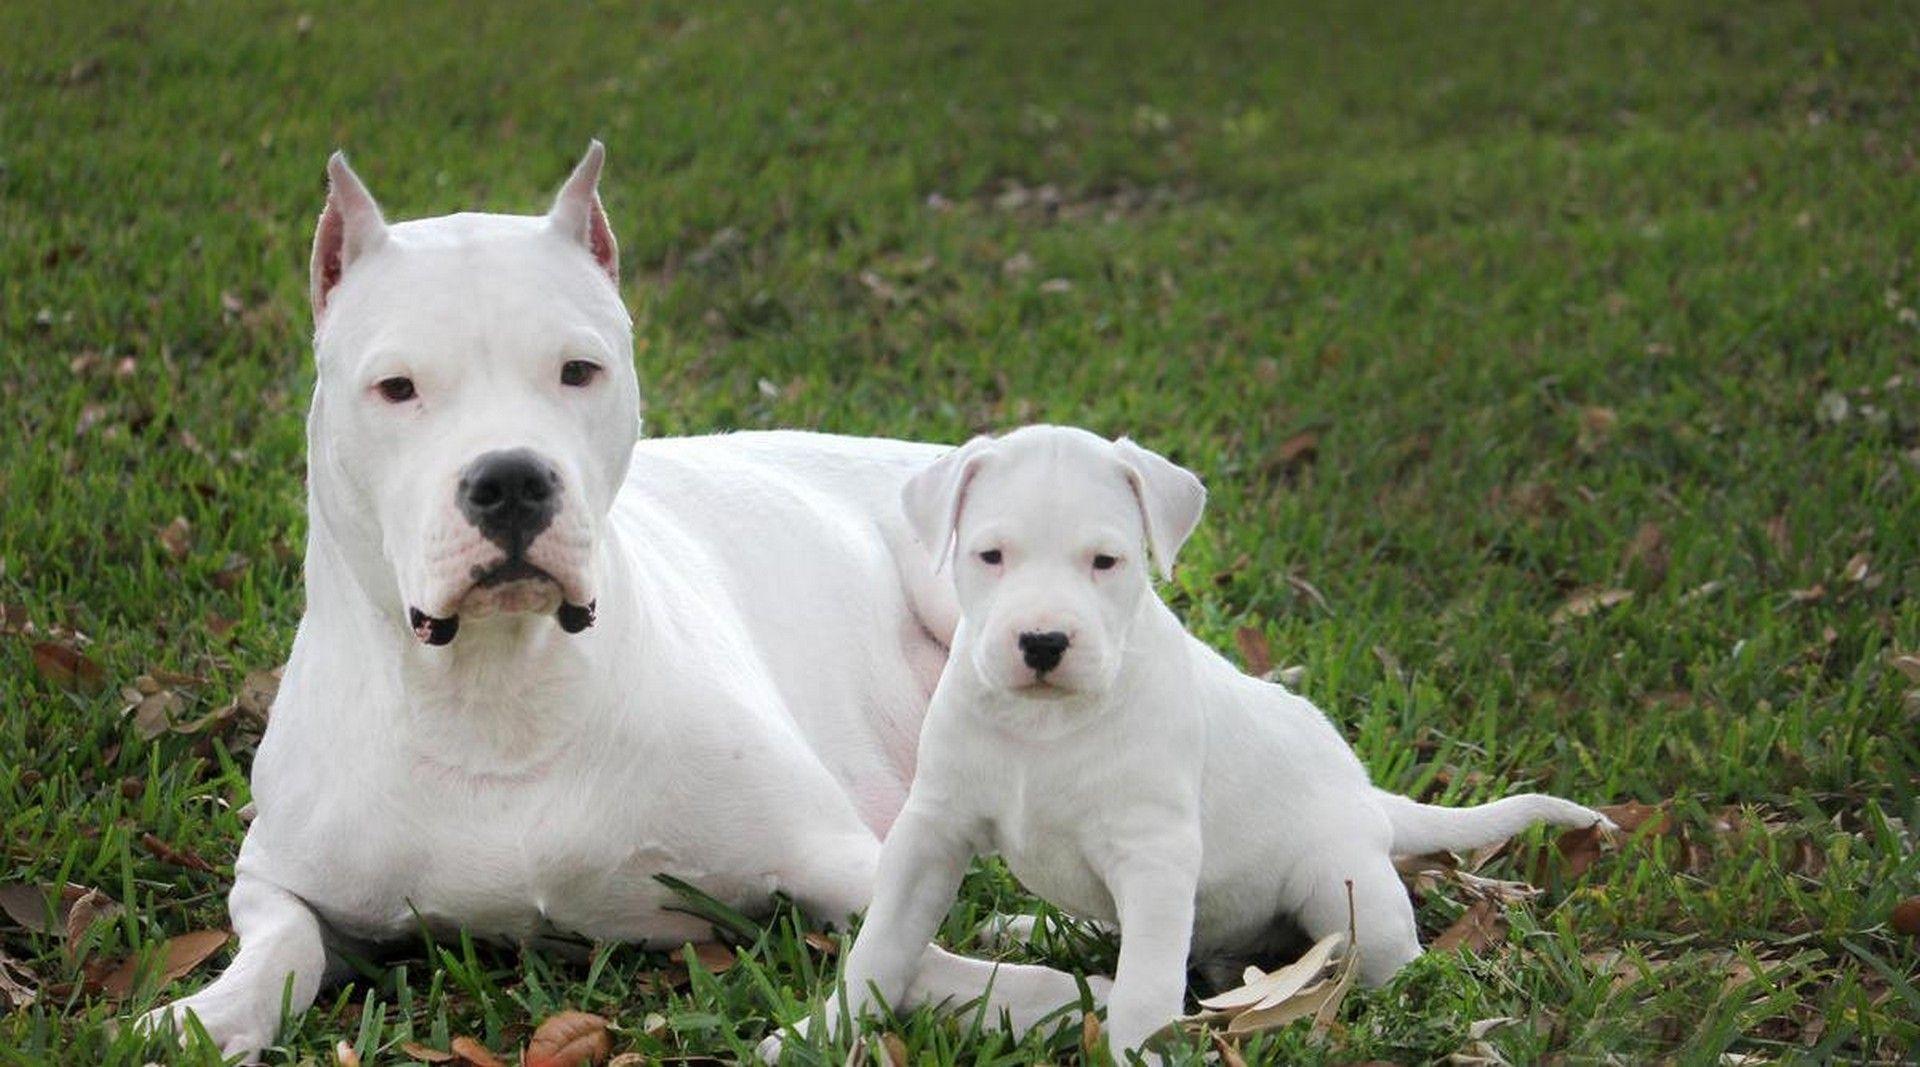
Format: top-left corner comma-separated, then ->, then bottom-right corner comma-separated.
136,874 -> 334,1061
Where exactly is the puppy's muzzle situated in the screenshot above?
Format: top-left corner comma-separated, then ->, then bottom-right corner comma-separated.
1018,630 -> 1070,674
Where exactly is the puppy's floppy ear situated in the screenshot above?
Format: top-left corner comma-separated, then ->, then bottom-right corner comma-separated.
547,139 -> 619,285
310,152 -> 390,319
902,435 -> 995,572
1114,437 -> 1206,581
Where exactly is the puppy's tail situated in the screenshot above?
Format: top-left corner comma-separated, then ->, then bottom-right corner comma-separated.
1375,790 -> 1611,856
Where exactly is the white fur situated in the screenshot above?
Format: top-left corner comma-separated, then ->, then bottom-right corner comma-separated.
135,148 -> 1089,1060
832,426 -> 1611,1061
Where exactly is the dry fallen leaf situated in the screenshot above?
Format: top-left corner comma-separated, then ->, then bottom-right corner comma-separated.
878,1032 -> 910,1067
157,516 -> 193,561
606,1055 -> 646,1067
1598,801 -> 1669,835
1576,406 -> 1618,453
335,1040 -> 362,1067
398,1041 -> 455,1063
1555,823 -> 1607,877
1840,551 -> 1871,583
449,1036 -> 509,1067
0,951 -> 37,1008
684,941 -> 736,974
1081,1011 -> 1102,1059
0,882 -> 119,944
30,641 -> 106,693
1210,1031 -> 1250,1067
1431,899 -> 1506,955
1622,521 -> 1667,582
96,929 -> 230,1000
1892,897 -> 1920,938
802,930 -> 838,955
1234,626 -> 1273,677
1550,589 -> 1632,625
525,1010 -> 612,1067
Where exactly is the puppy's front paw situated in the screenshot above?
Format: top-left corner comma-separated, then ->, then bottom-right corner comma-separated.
135,995 -> 271,1064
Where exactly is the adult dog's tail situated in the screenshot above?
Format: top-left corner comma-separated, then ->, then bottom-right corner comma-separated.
1376,790 -> 1611,855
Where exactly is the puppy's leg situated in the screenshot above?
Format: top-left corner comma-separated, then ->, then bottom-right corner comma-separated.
1299,851 -> 1421,988
134,874 -> 334,1061
836,806 -> 975,1023
1102,848 -> 1201,1060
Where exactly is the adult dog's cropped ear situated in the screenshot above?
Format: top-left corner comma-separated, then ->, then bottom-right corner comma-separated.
1113,437 -> 1206,581
901,435 -> 995,573
310,152 -> 390,320
548,139 -> 618,285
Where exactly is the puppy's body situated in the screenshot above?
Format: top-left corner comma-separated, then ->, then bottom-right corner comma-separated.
838,426 -> 1608,1059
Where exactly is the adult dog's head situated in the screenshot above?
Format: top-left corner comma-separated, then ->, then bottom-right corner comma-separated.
902,426 -> 1206,699
306,143 -> 638,646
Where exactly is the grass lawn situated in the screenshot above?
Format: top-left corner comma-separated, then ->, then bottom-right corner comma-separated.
4,0 -> 1919,1061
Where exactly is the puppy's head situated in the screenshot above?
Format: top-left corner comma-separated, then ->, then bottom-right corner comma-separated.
305,143 -> 639,647
903,425 -> 1205,699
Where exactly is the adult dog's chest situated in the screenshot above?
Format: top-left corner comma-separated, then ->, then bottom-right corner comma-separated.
269,752 -> 721,949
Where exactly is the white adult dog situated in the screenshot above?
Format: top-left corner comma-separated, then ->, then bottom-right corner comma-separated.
830,426 -> 1611,1060
135,144 -> 1092,1059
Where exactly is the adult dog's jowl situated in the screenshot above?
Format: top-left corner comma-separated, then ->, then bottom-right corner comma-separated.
137,143 -> 1090,1059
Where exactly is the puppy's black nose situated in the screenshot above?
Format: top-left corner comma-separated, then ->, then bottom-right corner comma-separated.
458,448 -> 560,551
1019,630 -> 1070,673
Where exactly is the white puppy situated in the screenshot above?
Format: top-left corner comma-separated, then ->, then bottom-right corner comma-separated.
833,425 -> 1610,1060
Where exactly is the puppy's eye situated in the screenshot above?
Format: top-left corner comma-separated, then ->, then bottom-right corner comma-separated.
560,360 -> 602,387
978,549 -> 1003,565
376,377 -> 417,403
1092,554 -> 1118,571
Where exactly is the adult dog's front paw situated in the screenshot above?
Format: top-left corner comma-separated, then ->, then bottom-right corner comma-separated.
134,994 -> 273,1064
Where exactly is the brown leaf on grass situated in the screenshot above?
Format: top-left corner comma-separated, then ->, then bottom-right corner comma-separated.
0,951 -> 37,1008
31,641 -> 106,693
1840,551 -> 1871,584
140,832 -> 217,873
0,603 -> 29,634
124,686 -> 188,740
1892,897 -> 1920,937
398,1042 -> 455,1063
1599,801 -> 1670,835
1550,589 -> 1632,625
1763,514 -> 1791,558
1556,824 -> 1607,877
684,941 -> 736,974
1891,654 -> 1920,684
606,1055 -> 646,1067
525,1011 -> 612,1067
1210,1032 -> 1250,1067
1789,583 -> 1827,604
802,930 -> 838,955
1431,899 -> 1505,954
96,928 -> 229,999
1234,626 -> 1272,677
1576,406 -> 1618,454
1622,521 -> 1668,582
235,667 -> 282,719
1266,429 -> 1320,473
0,883 -> 118,942
449,1036 -> 509,1067
878,1032 -> 910,1067
157,516 -> 193,561
1080,1011 -> 1102,1060
335,1041 -> 362,1067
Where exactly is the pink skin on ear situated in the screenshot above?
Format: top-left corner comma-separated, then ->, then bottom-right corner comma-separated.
549,140 -> 619,285
309,152 -> 389,318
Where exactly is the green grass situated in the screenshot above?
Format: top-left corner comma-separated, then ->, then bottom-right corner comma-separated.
3,0 -> 1919,1062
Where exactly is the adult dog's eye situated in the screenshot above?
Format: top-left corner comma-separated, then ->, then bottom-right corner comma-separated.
978,549 -> 1003,565
376,377 -> 417,403
560,360 -> 601,387
1092,554 -> 1118,571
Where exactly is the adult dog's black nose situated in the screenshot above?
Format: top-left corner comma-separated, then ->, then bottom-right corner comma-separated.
1019,630 -> 1070,673
457,448 -> 560,551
